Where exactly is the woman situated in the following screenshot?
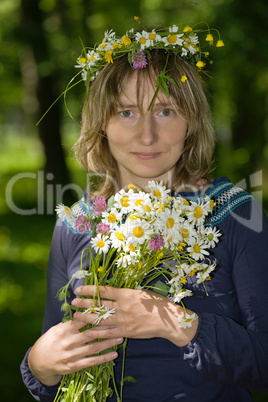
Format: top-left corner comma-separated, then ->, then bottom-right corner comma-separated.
21,22 -> 268,401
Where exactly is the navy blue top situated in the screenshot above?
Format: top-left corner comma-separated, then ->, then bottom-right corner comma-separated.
20,177 -> 268,401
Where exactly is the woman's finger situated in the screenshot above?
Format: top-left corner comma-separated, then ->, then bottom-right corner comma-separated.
72,297 -> 116,311
75,285 -> 128,300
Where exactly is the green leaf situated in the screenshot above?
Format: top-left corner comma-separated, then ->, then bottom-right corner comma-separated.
123,376 -> 137,384
108,195 -> 115,209
151,280 -> 170,296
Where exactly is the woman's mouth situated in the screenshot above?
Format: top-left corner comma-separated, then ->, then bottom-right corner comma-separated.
131,152 -> 162,160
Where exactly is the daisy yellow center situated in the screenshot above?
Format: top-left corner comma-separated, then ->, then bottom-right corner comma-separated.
208,233 -> 214,241
130,214 -> 139,221
64,207 -> 72,215
98,266 -> 103,272
194,206 -> 203,219
133,226 -> 144,238
138,262 -> 143,269
79,57 -> 86,64
135,199 -> 144,206
116,232 -> 124,241
143,205 -> 151,212
168,34 -> 177,44
108,214 -> 116,223
149,33 -> 156,40
120,196 -> 129,207
183,199 -> 189,206
181,228 -> 189,238
193,244 -> 201,253
153,190 -> 162,198
97,240 -> 105,248
166,217 -> 175,229
139,37 -> 146,44
210,199 -> 214,210
129,244 -> 135,252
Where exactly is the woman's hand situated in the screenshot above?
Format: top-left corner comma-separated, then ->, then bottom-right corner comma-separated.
28,318 -> 124,386
72,286 -> 198,347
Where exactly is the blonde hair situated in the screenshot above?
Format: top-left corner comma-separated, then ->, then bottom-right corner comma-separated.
75,50 -> 215,198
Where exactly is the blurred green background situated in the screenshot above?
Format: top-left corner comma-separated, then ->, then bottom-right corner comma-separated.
0,0 -> 268,401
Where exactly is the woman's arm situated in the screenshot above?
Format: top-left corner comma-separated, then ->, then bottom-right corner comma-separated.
21,220 -> 123,400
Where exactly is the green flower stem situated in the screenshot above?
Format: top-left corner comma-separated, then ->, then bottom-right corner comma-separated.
111,366 -> 121,402
120,338 -> 128,400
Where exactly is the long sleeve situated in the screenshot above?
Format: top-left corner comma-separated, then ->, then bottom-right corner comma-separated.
181,198 -> 268,391
20,219 -> 90,401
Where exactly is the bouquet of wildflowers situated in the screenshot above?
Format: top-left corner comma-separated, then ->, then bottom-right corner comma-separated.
54,181 -> 221,402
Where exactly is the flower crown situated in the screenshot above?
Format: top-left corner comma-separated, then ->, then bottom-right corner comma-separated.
37,18 -> 224,124
75,17 -> 224,86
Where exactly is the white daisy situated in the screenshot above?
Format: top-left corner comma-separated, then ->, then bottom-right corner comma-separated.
110,227 -> 126,250
113,188 -> 134,214
83,305 -> 116,325
135,30 -> 151,50
157,208 -> 182,239
196,262 -> 216,284
203,226 -> 222,248
55,203 -> 76,223
178,221 -> 197,245
187,236 -> 210,260
187,198 -> 211,225
125,218 -> 153,246
116,253 -> 136,268
86,50 -> 100,67
91,234 -> 111,254
128,191 -> 152,213
163,26 -> 184,47
147,29 -> 162,45
71,269 -> 90,280
178,312 -> 198,328
148,180 -> 170,203
102,208 -> 122,228
171,288 -> 193,304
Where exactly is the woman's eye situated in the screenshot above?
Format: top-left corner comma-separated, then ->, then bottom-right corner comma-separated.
159,109 -> 173,117
119,110 -> 134,118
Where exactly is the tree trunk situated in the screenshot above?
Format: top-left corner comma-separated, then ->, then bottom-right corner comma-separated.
20,0 -> 73,204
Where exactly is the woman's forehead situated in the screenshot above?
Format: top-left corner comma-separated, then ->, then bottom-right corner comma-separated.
118,72 -> 170,107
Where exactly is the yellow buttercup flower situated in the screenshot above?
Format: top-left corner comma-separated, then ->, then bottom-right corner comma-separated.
206,33 -> 214,45
183,26 -> 192,33
104,50 -> 114,63
181,75 -> 188,83
122,35 -> 132,47
196,60 -> 206,69
216,40 -> 224,47
112,43 -> 122,49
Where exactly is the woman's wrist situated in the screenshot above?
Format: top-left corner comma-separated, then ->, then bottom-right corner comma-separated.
28,348 -> 62,387
160,301 -> 199,347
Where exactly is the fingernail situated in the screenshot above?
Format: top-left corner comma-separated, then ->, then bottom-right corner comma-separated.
76,287 -> 82,294
116,338 -> 124,344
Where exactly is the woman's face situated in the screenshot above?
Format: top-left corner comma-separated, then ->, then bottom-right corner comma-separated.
105,73 -> 188,190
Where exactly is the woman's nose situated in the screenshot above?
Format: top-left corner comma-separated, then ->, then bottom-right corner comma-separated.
137,113 -> 158,145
